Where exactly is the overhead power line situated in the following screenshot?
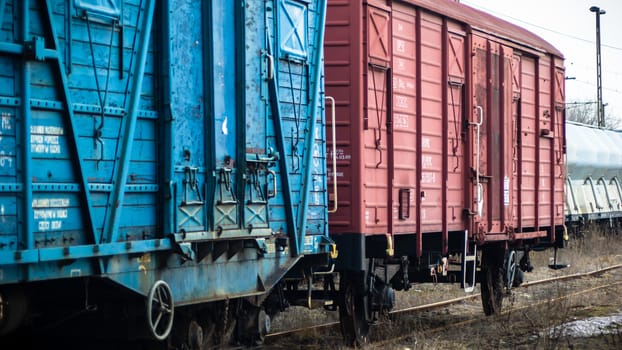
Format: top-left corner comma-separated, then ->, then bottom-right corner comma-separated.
571,79 -> 622,94
462,1 -> 622,52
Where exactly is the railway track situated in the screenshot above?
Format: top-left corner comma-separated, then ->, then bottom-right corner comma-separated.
265,263 -> 622,346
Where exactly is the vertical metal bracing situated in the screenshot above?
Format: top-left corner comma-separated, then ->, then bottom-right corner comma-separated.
485,40 -> 492,229
64,1 -> 72,74
464,24 -> 474,238
161,0 -> 175,235
516,96 -> 523,232
534,60 -> 540,231
295,0 -> 327,254
103,0 -> 156,244
203,0 -> 215,232
20,0 -> 33,251
40,0 -> 102,271
441,19 -> 449,254
499,46 -> 506,228
235,0 -> 246,229
415,9 -> 423,257
266,26 -> 299,253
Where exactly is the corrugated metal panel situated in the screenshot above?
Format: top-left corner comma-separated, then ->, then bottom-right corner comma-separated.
325,0 -> 565,258
391,2 -> 418,234
419,11 -> 443,233
325,0 -> 363,233
0,0 -> 330,306
519,56 -> 538,227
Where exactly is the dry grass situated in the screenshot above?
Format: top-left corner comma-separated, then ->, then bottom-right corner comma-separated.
392,228 -> 622,350
269,227 -> 622,349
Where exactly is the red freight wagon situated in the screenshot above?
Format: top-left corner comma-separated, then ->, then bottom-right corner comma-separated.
324,0 -> 566,344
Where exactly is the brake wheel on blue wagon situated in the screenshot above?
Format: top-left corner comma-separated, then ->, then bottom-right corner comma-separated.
339,273 -> 370,346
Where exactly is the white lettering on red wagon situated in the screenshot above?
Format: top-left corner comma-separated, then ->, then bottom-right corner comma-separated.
393,78 -> 415,91
503,176 -> 510,206
395,95 -> 409,109
396,58 -> 406,71
329,148 -> 351,161
328,171 -> 344,178
393,113 -> 409,129
421,172 -> 436,184
422,155 -> 433,168
396,39 -> 406,53
422,137 -> 431,149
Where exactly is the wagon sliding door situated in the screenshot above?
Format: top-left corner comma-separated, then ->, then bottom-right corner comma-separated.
171,1 -> 276,239
445,23 -> 467,239
512,55 -> 565,240
470,36 -> 514,238
169,1 -> 247,238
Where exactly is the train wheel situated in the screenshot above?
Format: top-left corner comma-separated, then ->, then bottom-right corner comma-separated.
234,305 -> 270,346
146,280 -> 175,340
339,273 -> 369,346
480,247 -> 504,315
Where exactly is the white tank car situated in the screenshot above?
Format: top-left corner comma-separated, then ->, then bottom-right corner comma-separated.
565,121 -> 622,221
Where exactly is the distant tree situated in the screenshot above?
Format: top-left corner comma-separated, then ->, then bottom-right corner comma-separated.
566,101 -> 621,129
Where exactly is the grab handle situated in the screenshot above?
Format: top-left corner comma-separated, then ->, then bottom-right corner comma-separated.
265,52 -> 274,80
326,96 -> 338,213
471,106 -> 484,217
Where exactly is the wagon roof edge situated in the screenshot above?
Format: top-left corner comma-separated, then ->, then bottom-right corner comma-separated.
405,0 -> 564,58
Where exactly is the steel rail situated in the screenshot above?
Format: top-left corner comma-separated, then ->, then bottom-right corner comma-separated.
266,263 -> 622,341
374,265 -> 622,348
372,269 -> 622,348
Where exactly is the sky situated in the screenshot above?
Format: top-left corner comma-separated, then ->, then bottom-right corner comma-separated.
460,0 -> 622,123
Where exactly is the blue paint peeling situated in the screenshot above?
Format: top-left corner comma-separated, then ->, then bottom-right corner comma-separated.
0,0 -> 329,307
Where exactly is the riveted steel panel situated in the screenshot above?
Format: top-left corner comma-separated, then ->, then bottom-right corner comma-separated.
445,23 -> 466,233
0,0 -> 329,311
326,0 -> 565,260
519,56 -> 538,227
391,3 -> 417,234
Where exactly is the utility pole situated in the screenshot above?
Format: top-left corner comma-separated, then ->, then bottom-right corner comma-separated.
590,6 -> 605,128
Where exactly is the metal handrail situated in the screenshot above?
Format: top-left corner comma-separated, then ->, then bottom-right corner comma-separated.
325,96 -> 338,213
471,106 -> 484,217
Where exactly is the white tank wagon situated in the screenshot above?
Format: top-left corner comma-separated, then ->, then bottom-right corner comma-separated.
565,121 -> 622,224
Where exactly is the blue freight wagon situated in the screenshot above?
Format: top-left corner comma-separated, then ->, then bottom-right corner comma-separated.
0,0 -> 332,346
